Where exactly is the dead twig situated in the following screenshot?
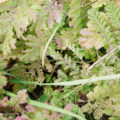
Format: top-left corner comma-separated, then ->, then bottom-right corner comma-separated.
87,45 -> 120,71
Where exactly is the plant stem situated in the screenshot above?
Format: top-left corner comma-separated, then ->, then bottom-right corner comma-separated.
5,90 -> 85,120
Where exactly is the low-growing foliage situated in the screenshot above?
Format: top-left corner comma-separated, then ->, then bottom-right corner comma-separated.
0,0 -> 120,120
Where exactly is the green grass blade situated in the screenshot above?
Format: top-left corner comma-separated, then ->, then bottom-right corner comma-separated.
5,91 -> 85,120
41,11 -> 68,67
41,22 -> 61,67
28,99 -> 85,120
9,74 -> 120,86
